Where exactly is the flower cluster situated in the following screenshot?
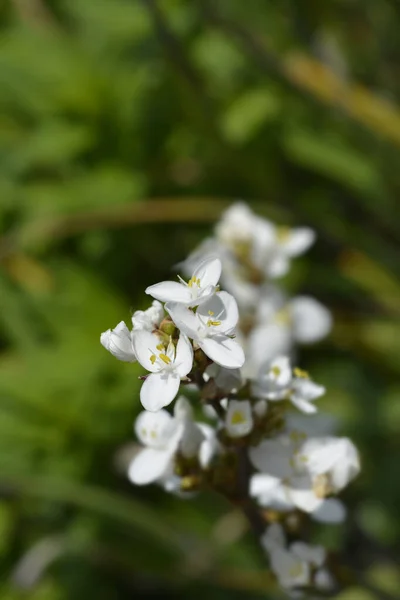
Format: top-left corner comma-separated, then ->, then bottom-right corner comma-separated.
100,203 -> 360,596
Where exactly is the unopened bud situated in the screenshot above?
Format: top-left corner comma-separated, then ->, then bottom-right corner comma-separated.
159,318 -> 176,337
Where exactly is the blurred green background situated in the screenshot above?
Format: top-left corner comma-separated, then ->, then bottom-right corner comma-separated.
0,0 -> 399,598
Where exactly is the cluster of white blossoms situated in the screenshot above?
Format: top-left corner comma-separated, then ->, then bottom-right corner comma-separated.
101,203 -> 360,596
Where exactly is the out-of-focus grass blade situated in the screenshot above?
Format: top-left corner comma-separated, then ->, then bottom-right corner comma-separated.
1,473 -> 187,554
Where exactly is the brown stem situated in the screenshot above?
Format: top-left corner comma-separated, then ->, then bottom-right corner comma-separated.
234,447 -> 266,538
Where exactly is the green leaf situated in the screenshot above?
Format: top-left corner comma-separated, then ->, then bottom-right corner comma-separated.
221,88 -> 280,144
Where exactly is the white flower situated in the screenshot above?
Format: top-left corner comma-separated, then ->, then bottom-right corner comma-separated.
145,257 -> 222,307
216,203 -> 315,279
261,524 -> 327,591
166,291 -> 245,369
252,356 -> 292,400
132,330 -> 193,411
246,290 -> 332,373
215,202 -> 257,246
100,321 -> 136,362
131,300 -> 164,331
249,431 -> 360,517
128,410 -> 183,485
252,358 -> 325,414
128,397 -> 218,487
225,400 -> 253,438
270,546 -> 310,590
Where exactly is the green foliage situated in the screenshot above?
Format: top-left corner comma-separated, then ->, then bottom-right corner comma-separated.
0,0 -> 399,598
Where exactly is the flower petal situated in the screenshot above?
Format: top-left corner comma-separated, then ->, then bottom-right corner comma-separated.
165,302 -> 199,339
134,410 -> 172,448
100,321 -> 136,362
290,396 -> 318,414
290,296 -> 332,343
145,281 -> 192,304
140,372 -> 180,411
193,256 -> 222,288
175,333 -> 194,377
249,438 -> 294,478
289,486 -> 322,513
312,498 -> 346,524
132,329 -> 161,372
281,227 -> 315,256
292,378 -> 325,401
200,336 -> 245,369
267,253 -> 290,278
128,447 -> 172,485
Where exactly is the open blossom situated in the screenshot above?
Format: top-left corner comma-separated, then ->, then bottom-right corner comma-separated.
100,321 -> 136,362
262,523 -> 329,591
131,300 -> 164,331
128,397 -> 218,486
132,331 -> 193,411
216,202 -> 315,278
145,257 -> 222,307
249,431 -> 360,519
166,291 -> 245,369
128,409 -> 182,485
252,356 -> 325,414
245,289 -> 332,374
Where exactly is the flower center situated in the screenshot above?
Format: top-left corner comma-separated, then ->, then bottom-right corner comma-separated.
289,561 -> 304,579
270,365 -> 281,377
188,276 -> 201,288
230,410 -> 246,425
206,310 -> 221,328
150,342 -> 173,367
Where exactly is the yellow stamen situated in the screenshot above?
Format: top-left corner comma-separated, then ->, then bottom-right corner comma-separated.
313,474 -> 331,499
271,366 -> 281,377
150,354 -> 156,364
293,367 -> 309,379
156,343 -> 164,351
150,430 -> 157,439
159,353 -> 171,365
188,276 -> 201,288
289,562 -> 304,578
274,307 -> 291,326
207,319 -> 221,327
231,411 -> 246,425
208,310 -> 214,316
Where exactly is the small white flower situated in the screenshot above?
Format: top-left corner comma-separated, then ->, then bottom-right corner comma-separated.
225,400 -> 253,438
246,290 -> 332,374
252,356 -> 292,400
100,321 -> 136,362
166,291 -> 245,369
131,300 -> 164,331
128,410 -> 182,485
252,359 -> 325,414
262,524 -> 327,592
132,330 -> 193,411
145,257 -> 222,307
215,202 -> 257,247
270,546 -> 310,590
249,431 -> 360,517
128,397 -> 218,487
